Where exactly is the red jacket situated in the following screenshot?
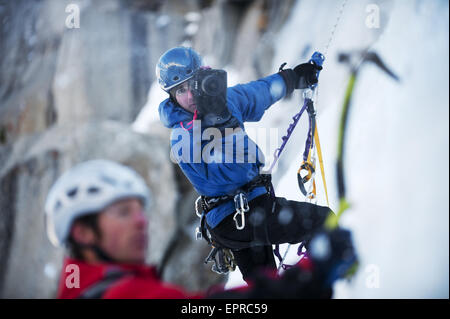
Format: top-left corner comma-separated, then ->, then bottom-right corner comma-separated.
57,258 -> 203,299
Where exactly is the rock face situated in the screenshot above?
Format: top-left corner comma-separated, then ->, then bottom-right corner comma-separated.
0,121 -> 176,297
0,0 -> 296,297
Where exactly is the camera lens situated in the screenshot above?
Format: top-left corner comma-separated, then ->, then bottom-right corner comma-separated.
201,74 -> 226,96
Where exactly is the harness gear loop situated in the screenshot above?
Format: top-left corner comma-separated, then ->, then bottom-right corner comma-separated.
193,175 -> 272,240
193,175 -> 273,274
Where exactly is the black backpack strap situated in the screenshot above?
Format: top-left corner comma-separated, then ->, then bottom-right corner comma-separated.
77,268 -> 130,299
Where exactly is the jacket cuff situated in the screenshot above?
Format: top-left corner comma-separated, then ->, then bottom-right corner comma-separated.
278,68 -> 298,97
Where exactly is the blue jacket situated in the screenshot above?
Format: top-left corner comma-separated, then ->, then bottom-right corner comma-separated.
159,73 -> 287,228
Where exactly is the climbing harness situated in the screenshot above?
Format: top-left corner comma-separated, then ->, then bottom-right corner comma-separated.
194,174 -> 273,275
194,198 -> 237,275
195,175 -> 271,233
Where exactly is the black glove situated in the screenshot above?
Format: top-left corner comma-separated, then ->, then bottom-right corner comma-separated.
207,265 -> 333,299
208,227 -> 356,299
294,62 -> 323,89
279,62 -> 323,96
307,227 -> 358,286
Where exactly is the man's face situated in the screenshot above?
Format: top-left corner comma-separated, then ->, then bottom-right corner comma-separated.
172,81 -> 197,113
97,198 -> 148,264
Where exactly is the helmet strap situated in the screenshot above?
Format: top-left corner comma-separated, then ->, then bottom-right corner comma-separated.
75,242 -> 117,263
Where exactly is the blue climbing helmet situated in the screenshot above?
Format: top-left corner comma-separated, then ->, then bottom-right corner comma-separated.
156,46 -> 203,92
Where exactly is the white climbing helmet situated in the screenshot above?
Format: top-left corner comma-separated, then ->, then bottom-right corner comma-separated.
45,159 -> 151,247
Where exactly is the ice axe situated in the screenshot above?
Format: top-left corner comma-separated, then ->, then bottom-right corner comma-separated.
338,50 -> 400,80
325,50 -> 400,230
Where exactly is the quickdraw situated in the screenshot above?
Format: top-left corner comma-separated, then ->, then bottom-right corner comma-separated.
193,175 -> 273,275
268,52 -> 329,207
296,52 -> 329,207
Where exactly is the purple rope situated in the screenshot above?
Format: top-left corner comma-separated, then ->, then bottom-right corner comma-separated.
302,98 -> 317,162
303,110 -> 314,162
273,245 -> 283,265
268,98 -> 309,173
297,242 -> 306,257
271,100 -> 309,269
270,98 -> 316,270
274,241 -> 308,270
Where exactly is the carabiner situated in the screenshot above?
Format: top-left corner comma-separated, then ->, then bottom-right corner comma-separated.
233,193 -> 248,230
234,193 -> 249,213
233,210 -> 245,230
195,196 -> 203,218
297,161 -> 316,197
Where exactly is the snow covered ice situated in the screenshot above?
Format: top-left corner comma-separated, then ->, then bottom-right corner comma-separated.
224,0 -> 449,298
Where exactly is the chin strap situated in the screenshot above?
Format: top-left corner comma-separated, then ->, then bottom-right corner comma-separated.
75,242 -> 117,263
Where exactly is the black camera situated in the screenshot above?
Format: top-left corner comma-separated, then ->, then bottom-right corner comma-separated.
190,69 -> 238,128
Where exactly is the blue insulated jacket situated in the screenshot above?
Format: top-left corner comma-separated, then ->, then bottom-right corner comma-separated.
159,73 -> 287,228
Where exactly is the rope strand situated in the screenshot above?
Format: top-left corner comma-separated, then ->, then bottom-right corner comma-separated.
323,0 -> 348,57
